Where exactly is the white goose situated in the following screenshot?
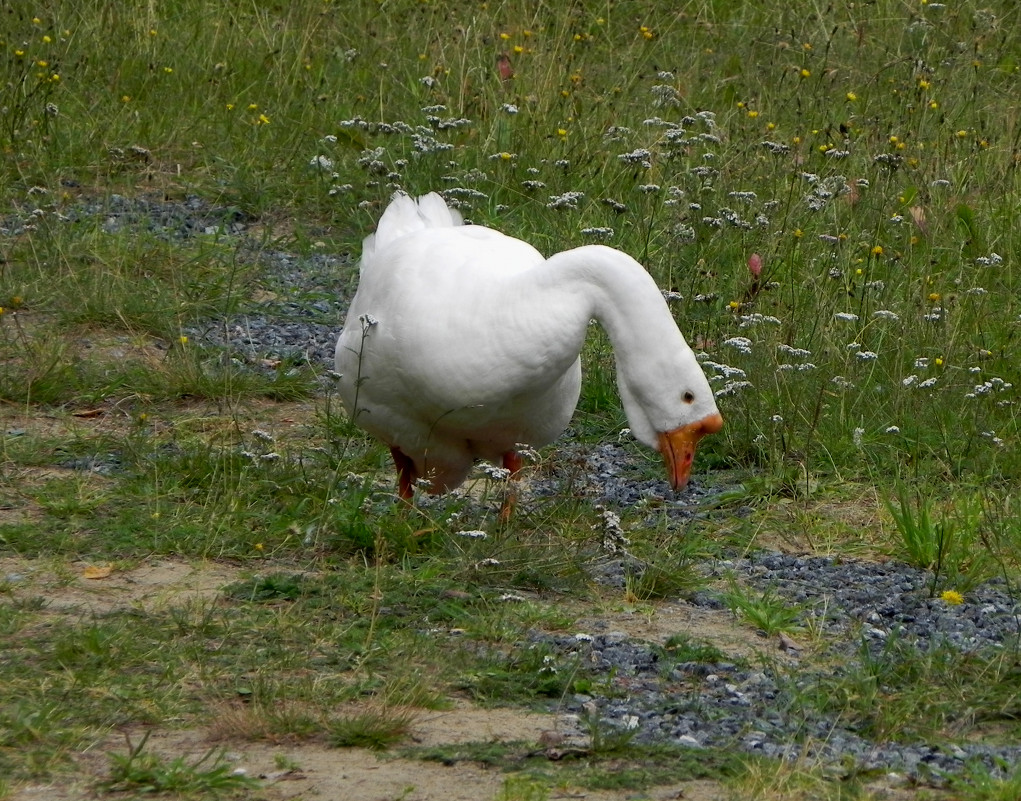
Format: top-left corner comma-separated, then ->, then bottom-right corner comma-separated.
335,192 -> 723,499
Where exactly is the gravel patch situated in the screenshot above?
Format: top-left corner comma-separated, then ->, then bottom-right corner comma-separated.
19,193 -> 1021,784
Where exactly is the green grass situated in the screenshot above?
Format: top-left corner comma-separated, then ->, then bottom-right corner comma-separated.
2,0 -> 1021,797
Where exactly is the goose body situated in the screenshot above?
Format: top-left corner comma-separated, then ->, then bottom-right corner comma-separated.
335,192 -> 723,497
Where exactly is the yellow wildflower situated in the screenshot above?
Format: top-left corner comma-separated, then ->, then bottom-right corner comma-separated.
941,590 -> 963,605
846,92 -> 857,101
800,68 -> 811,78
871,245 -> 884,256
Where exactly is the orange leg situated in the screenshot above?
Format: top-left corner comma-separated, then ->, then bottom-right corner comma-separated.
390,446 -> 418,500
499,450 -> 523,521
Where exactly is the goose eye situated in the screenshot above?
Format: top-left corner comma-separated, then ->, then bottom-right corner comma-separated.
682,391 -> 695,404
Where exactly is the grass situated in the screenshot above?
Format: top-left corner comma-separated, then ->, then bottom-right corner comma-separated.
2,0 -> 1021,797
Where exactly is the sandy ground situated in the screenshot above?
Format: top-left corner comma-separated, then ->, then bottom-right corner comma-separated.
3,555 -> 741,801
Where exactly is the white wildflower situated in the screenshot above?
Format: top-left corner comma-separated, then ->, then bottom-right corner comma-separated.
834,312 -> 860,322
723,336 -> 753,354
547,191 -> 585,210
715,380 -> 752,397
481,464 -> 511,481
777,344 -> 812,358
457,530 -> 488,539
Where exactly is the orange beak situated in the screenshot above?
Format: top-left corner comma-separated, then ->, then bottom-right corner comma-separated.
657,413 -> 724,490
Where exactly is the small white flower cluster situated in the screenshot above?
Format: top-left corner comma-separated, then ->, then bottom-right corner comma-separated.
547,191 -> 585,210
581,227 -> 615,239
457,530 -> 488,539
480,464 -> 511,481
966,377 -> 1013,399
723,336 -> 753,354
739,313 -> 781,328
618,147 -> 653,167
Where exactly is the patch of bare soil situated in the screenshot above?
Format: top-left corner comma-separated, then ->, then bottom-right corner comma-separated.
4,557 -> 740,801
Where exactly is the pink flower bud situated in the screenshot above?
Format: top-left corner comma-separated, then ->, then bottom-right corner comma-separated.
747,252 -> 763,277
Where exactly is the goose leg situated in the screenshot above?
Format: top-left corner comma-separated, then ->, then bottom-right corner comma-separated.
499,450 -> 523,521
390,446 -> 418,500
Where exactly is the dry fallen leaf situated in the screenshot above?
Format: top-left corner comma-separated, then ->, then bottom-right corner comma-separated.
82,565 -> 114,580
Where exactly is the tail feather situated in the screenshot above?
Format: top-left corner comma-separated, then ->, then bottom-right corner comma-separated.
361,192 -> 462,267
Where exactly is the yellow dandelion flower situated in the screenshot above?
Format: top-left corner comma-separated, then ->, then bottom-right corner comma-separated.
855,268 -> 863,276
896,142 -> 906,150
748,110 -> 759,118
941,590 -> 963,605
499,151 -> 512,160
728,301 -> 740,310
889,135 -> 899,143
226,103 -> 234,110
178,335 -> 189,345
918,79 -> 930,89
846,92 -> 857,101
122,95 -> 131,102
573,33 -> 582,41
871,245 -> 884,256
956,129 -> 968,138
150,28 -> 158,36
522,29 -> 532,37
37,59 -> 48,67
557,127 -> 568,137
792,136 -> 801,145
32,17 -> 41,24
802,42 -> 813,50
42,35 -> 51,43
15,49 -> 24,57
499,32 -> 510,40
766,121 -> 776,130
258,113 -> 270,124
50,73 -> 59,82
254,542 -> 265,552
513,44 -> 523,54
794,228 -> 803,238
928,292 -> 941,302
248,103 -> 258,110
929,100 -> 939,109
800,68 -> 811,78
935,357 -> 944,367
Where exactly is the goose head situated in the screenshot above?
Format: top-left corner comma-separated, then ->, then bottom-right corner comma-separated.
616,343 -> 723,490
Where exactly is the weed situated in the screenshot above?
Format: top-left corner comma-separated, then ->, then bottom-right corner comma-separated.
723,581 -> 805,636
100,731 -> 257,796
326,707 -> 415,750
